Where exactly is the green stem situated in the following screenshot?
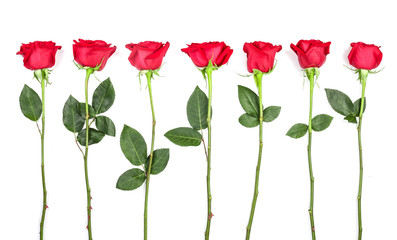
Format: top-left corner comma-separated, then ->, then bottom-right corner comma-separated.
204,67 -> 213,240
144,71 -> 156,240
307,69 -> 316,240
357,70 -> 367,240
245,73 -> 264,240
39,71 -> 47,240
84,68 -> 94,240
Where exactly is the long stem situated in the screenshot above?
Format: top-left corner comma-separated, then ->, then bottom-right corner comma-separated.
204,68 -> 213,240
357,71 -> 367,240
307,69 -> 316,240
39,72 -> 47,240
84,68 -> 94,240
246,74 -> 264,240
200,129 -> 208,159
357,112 -> 363,240
144,71 -> 156,240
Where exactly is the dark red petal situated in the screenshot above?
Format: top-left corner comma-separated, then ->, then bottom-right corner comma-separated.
145,42 -> 170,70
348,42 -> 382,70
215,45 -> 232,66
182,45 -> 209,68
128,45 -> 154,70
296,40 -> 313,52
203,43 -> 224,65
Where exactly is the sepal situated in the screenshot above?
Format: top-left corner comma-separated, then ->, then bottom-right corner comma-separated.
73,59 -> 103,72
33,69 -> 50,85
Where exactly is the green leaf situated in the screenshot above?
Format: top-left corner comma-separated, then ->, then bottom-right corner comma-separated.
239,113 -> 259,128
120,125 -> 147,166
92,78 -> 115,114
286,123 -> 308,139
78,103 -> 95,119
19,84 -> 42,121
164,127 -> 202,147
325,89 -> 354,117
263,106 -> 281,123
238,85 -> 260,117
344,115 -> 357,124
116,168 -> 146,191
353,97 -> 366,116
312,114 -> 333,132
96,116 -> 116,136
145,149 -> 170,175
63,95 -> 85,133
187,86 -> 209,130
77,128 -> 105,146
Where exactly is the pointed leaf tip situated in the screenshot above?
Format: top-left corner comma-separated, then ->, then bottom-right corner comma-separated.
286,123 -> 308,139
19,85 -> 42,121
120,125 -> 147,166
312,114 -> 333,132
325,88 -> 354,117
145,148 -> 170,175
263,106 -> 281,123
165,127 -> 202,147
92,78 -> 115,114
116,168 -> 146,191
187,86 -> 209,130
238,85 -> 260,117
63,95 -> 85,133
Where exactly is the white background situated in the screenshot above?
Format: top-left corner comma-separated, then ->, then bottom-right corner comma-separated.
0,0 -> 396,239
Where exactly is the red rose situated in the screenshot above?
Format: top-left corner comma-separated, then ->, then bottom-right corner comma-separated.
348,42 -> 382,70
125,41 -> 170,70
290,40 -> 331,69
243,41 -> 282,73
17,41 -> 62,70
181,42 -> 233,68
73,39 -> 116,71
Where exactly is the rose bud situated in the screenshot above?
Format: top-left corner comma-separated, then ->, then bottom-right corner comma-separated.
17,41 -> 62,70
243,41 -> 282,73
348,42 -> 383,70
181,42 -> 233,68
290,40 -> 331,69
125,41 -> 170,70
73,39 -> 116,71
